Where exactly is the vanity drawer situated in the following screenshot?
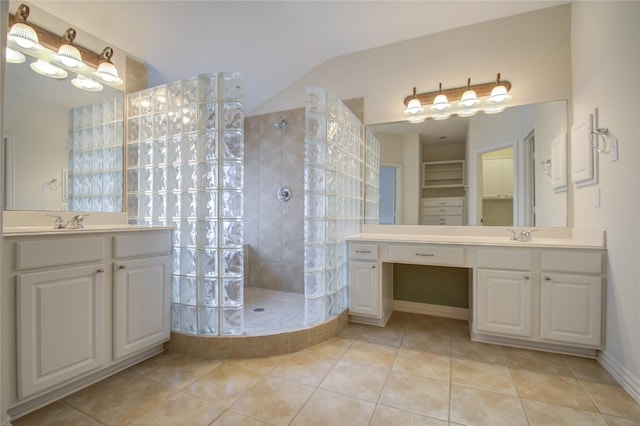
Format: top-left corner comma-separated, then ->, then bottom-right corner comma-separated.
541,251 -> 602,274
422,216 -> 463,226
16,237 -> 105,270
388,244 -> 464,266
349,243 -> 378,260
113,231 -> 172,258
477,249 -> 533,271
423,197 -> 464,207
424,206 -> 463,216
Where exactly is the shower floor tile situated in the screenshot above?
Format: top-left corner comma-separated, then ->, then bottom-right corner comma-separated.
244,287 -> 305,335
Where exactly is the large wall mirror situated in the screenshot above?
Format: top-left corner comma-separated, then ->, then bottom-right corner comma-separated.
3,29 -> 124,212
367,100 -> 568,227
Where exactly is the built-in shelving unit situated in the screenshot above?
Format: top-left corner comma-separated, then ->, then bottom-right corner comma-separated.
422,160 -> 465,189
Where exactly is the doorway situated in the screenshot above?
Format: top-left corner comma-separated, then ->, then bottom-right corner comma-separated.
480,147 -> 513,226
379,164 -> 400,224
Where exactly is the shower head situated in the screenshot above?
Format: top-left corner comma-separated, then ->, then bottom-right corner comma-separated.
274,119 -> 288,129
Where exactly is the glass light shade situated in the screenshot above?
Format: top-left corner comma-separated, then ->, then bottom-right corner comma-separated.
487,85 -> 512,104
432,112 -> 451,121
457,109 -> 477,118
408,115 -> 426,124
94,61 -> 123,85
71,75 -> 103,92
8,22 -> 41,50
484,105 -> 506,114
30,60 -> 68,79
430,94 -> 451,112
6,47 -> 25,63
53,44 -> 85,69
404,98 -> 425,115
458,89 -> 480,108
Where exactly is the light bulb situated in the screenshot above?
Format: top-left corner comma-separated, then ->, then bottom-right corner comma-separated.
404,98 -> 425,115
30,60 -> 68,79
488,85 -> 512,104
431,94 -> 451,112
458,89 -> 480,108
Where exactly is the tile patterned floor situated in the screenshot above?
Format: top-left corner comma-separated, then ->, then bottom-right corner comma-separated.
244,288 -> 305,336
14,312 -> 640,425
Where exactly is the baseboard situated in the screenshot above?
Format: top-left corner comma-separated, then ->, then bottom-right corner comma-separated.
598,350 -> 640,404
393,300 -> 469,321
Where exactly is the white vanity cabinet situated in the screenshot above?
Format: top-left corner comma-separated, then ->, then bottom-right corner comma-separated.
2,228 -> 172,418
348,243 -> 393,326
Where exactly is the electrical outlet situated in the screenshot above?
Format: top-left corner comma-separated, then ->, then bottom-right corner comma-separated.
610,139 -> 619,162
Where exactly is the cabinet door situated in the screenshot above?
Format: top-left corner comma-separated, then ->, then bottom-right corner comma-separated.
540,273 -> 602,347
17,264 -> 106,398
349,261 -> 380,317
482,158 -> 513,198
475,269 -> 532,337
114,255 -> 171,360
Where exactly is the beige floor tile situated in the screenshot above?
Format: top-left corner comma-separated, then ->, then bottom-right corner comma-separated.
603,414 -> 640,426
320,359 -> 389,401
142,355 -> 220,388
512,369 -> 597,411
185,363 -> 263,409
290,389 -> 376,426
12,401 -> 102,426
385,311 -> 412,329
337,322 -> 366,339
451,357 -> 518,395
270,351 -> 337,386
401,329 -> 451,355
211,411 -> 271,425
64,373 -> 176,425
450,384 -> 528,426
407,315 -> 451,337
369,404 -> 448,426
393,347 -> 450,381
562,356 -> 618,384
451,337 -> 507,364
580,380 -> 640,419
231,376 -> 314,424
505,347 -> 572,375
359,324 -> 405,347
224,354 -> 289,373
304,336 -> 353,358
379,370 -> 450,420
451,320 -> 471,340
128,392 -> 224,425
521,398 -> 608,426
128,351 -> 183,375
342,340 -> 399,369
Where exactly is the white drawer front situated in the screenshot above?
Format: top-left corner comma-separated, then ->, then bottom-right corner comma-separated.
114,231 -> 172,258
541,251 -> 602,274
477,249 -> 533,270
349,243 -> 378,260
422,216 -> 463,226
424,206 -> 463,216
16,237 -> 105,270
388,245 -> 464,266
423,198 -> 464,207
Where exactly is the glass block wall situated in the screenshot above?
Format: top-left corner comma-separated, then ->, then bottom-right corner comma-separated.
67,94 -> 124,212
126,73 -> 245,336
364,130 -> 380,224
304,86 -> 365,325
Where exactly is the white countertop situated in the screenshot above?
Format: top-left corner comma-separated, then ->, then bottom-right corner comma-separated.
3,224 -> 174,236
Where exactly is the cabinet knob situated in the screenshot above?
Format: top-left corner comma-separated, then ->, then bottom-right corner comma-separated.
524,275 -> 530,280
97,268 -> 105,273
371,265 -> 376,269
119,265 -> 127,270
545,276 -> 551,281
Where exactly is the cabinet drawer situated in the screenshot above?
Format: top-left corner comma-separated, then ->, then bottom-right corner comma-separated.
424,206 -> 463,216
349,244 -> 378,260
114,231 -> 172,258
423,198 -> 464,207
422,216 -> 464,226
16,237 -> 105,270
388,244 -> 464,266
541,251 -> 602,274
477,249 -> 532,270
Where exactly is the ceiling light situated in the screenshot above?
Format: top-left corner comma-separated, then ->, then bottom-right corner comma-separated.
52,28 -> 85,69
404,87 -> 425,115
30,59 -> 68,79
430,83 -> 451,112
93,47 -> 123,85
71,74 -> 103,91
487,73 -> 512,104
458,78 -> 480,108
7,4 -> 41,50
6,47 -> 25,63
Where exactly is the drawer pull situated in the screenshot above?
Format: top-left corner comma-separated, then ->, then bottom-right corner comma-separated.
545,277 -> 552,281
97,268 -> 105,273
355,250 -> 372,254
415,253 -> 435,257
524,275 -> 530,280
119,265 -> 127,270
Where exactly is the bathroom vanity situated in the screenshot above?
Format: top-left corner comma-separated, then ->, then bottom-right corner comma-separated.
1,221 -> 172,419
348,225 -> 606,357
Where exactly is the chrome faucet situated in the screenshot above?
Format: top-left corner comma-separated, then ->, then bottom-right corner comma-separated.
519,229 -> 536,241
65,215 -> 85,229
506,229 -> 519,241
49,215 -> 66,229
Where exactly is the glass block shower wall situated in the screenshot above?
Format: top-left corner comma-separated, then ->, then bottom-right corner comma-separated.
364,130 -> 380,224
304,86 -> 365,325
67,94 -> 124,212
126,73 -> 245,336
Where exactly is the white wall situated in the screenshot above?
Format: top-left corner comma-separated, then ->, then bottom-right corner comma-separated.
251,5 -> 572,125
571,2 -> 640,401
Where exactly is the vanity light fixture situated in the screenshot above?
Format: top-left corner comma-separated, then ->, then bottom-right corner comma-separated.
30,59 -> 68,79
93,47 -> 123,86
52,28 -> 85,69
7,4 -> 41,50
71,74 -> 103,91
6,47 -> 25,63
403,73 -> 512,123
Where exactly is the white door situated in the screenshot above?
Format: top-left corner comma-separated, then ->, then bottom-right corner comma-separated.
379,165 -> 397,224
475,269 -> 532,338
349,261 -> 379,317
17,265 -> 106,398
540,273 -> 602,347
113,255 -> 171,359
